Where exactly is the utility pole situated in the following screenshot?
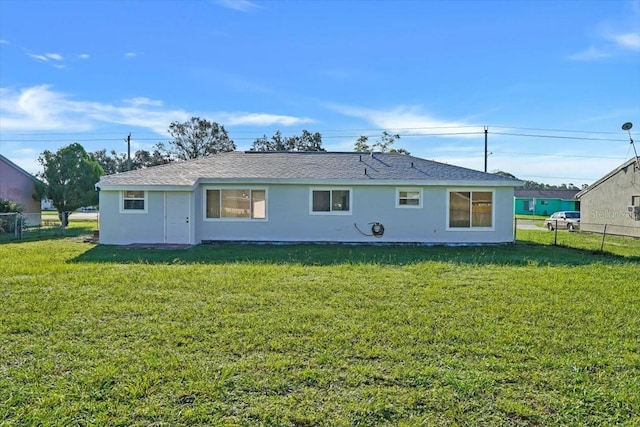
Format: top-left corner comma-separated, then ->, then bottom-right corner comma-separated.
484,126 -> 488,172
126,133 -> 131,171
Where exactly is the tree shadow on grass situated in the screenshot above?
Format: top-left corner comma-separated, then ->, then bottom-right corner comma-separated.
72,240 -> 640,267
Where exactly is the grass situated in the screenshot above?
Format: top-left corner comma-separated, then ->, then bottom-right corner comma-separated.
1,224 -> 639,426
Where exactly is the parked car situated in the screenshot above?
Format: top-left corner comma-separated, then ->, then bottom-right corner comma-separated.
544,211 -> 580,231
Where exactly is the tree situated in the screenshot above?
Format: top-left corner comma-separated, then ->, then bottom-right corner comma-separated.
250,130 -> 325,151
94,143 -> 172,175
133,143 -> 173,168
168,117 -> 235,160
353,131 -> 409,154
93,149 -> 128,175
36,143 -> 103,227
0,198 -> 24,233
493,171 -> 518,179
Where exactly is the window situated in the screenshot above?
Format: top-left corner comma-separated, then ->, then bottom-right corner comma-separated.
311,189 -> 351,214
397,188 -> 422,208
632,196 -> 640,206
448,191 -> 493,228
122,190 -> 146,213
205,189 -> 266,219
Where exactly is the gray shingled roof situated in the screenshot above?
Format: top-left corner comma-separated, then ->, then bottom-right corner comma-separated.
98,151 -> 523,188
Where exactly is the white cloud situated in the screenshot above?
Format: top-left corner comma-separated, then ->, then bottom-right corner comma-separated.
328,104 -> 480,137
0,85 -> 316,137
124,52 -> 138,58
0,85 -> 93,131
567,46 -> 612,61
124,97 -> 164,107
28,52 -> 64,62
219,112 -> 314,126
610,32 -> 640,51
0,40 -> 8,44
214,0 -> 260,12
78,53 -> 90,59
26,52 -> 65,69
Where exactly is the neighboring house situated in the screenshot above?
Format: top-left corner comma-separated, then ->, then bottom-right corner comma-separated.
0,154 -> 41,225
514,189 -> 580,216
41,199 -> 55,210
96,151 -> 524,245
576,157 -> 640,238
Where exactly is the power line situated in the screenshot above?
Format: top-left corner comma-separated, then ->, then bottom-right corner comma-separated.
489,131 -> 624,142
492,151 -> 626,160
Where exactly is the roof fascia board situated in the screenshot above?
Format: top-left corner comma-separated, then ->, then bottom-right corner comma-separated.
0,154 -> 40,183
98,184 -> 196,192
576,158 -> 637,198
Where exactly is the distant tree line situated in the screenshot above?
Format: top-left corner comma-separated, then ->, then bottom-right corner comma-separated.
494,171 -> 584,190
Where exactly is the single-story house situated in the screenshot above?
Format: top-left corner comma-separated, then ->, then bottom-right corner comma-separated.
576,157 -> 640,238
96,151 -> 524,245
514,189 -> 580,216
0,154 -> 41,225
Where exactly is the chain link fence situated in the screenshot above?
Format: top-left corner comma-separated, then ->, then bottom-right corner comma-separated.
515,217 -> 640,254
0,212 -> 67,242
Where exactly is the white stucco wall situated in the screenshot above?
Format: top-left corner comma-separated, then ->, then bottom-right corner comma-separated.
99,185 -> 515,245
194,184 -> 515,244
99,191 -> 194,244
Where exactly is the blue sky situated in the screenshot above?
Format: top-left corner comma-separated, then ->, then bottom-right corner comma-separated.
1,0 -> 639,186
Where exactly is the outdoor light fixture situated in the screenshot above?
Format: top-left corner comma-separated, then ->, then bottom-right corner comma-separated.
622,122 -> 640,170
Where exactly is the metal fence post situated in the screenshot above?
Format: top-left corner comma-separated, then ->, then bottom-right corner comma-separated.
554,219 -> 558,245
600,224 -> 607,252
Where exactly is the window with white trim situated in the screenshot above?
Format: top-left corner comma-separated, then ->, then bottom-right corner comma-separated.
205,189 -> 266,219
396,188 -> 422,208
448,191 -> 493,228
122,190 -> 147,212
310,189 -> 351,214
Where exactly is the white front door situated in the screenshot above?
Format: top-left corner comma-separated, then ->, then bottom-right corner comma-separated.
165,192 -> 191,244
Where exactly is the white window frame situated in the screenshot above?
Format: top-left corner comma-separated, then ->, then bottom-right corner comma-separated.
309,187 -> 352,215
120,190 -> 148,214
396,188 -> 423,209
202,187 -> 268,222
446,189 -> 495,231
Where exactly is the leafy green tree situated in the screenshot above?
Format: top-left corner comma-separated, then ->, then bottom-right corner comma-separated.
36,143 -> 103,227
94,143 -> 172,174
250,130 -> 325,151
0,198 -> 24,233
133,143 -> 173,168
353,131 -> 409,154
168,117 -> 235,159
0,198 -> 24,213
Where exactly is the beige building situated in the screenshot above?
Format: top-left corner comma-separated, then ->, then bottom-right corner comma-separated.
576,158 -> 640,238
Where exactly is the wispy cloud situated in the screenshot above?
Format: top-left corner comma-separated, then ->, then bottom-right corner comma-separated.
327,104 -> 480,137
27,52 -> 65,68
567,46 -> 613,61
568,3 -> 640,62
219,112 -> 313,126
78,53 -> 90,59
0,85 -> 315,136
610,32 -> 640,51
124,52 -> 138,59
213,0 -> 260,12
0,40 -> 8,44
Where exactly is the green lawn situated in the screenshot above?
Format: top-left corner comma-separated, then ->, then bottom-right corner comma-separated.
1,225 -> 639,426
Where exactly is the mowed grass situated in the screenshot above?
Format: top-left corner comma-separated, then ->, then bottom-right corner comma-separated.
1,227 -> 639,426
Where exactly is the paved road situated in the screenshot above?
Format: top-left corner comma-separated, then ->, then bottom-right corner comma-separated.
516,219 -> 545,230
